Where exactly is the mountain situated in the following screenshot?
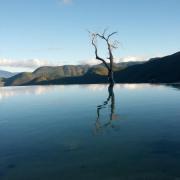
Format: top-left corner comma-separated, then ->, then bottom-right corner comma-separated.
5,65 -> 90,86
0,77 -> 5,86
4,62 -> 138,86
114,52 -> 180,83
0,70 -> 17,78
3,52 -> 180,86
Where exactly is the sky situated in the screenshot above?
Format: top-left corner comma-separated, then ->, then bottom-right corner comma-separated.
0,0 -> 179,72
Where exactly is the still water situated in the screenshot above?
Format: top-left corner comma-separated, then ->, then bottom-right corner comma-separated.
0,84 -> 180,180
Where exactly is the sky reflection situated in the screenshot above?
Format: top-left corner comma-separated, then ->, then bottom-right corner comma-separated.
0,83 -> 173,101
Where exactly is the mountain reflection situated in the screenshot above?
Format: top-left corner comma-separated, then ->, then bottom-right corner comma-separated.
94,84 -> 119,134
167,83 -> 180,91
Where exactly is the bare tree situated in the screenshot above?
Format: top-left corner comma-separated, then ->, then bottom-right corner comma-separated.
89,29 -> 119,86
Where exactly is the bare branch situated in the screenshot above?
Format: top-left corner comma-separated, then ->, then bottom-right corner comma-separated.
96,33 -> 106,41
91,33 -> 110,71
102,28 -> 109,37
110,40 -> 119,49
107,32 -> 118,40
96,30 -> 117,42
95,31 -> 118,55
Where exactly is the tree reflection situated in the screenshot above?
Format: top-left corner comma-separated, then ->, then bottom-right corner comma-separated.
94,84 -> 119,134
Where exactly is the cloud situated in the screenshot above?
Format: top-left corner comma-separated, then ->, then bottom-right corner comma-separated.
0,58 -> 58,69
114,55 -> 149,63
0,54 -> 162,72
79,55 -> 149,66
0,56 -> 147,69
79,58 -> 99,66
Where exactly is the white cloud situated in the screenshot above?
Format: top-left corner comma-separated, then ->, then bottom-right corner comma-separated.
82,52 -> 170,65
79,58 -> 99,66
114,55 -> 149,63
0,54 -> 164,72
79,55 -> 149,66
0,56 -> 148,70
0,58 -> 56,68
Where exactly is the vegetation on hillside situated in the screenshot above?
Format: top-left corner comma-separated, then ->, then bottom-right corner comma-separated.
3,51 -> 180,86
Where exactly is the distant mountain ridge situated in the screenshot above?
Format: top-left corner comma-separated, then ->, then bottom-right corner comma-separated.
0,70 -> 17,78
4,61 -> 141,86
2,51 -> 180,86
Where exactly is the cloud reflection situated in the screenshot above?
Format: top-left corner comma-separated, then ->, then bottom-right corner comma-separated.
84,84 -> 165,91
0,84 -> 167,101
0,86 -> 57,100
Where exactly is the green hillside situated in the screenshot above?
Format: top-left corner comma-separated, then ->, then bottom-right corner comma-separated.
4,52 -> 180,86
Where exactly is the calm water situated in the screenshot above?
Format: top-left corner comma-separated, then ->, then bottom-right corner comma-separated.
1,84 -> 180,180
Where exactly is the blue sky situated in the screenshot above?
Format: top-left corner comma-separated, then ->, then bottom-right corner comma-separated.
0,0 -> 179,72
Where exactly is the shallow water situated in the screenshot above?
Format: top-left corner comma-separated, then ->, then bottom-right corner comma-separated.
0,84 -> 180,180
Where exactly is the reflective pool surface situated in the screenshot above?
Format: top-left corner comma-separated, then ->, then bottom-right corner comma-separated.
0,84 -> 180,180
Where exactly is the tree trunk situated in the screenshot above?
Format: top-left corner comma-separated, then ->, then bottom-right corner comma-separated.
108,70 -> 114,85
